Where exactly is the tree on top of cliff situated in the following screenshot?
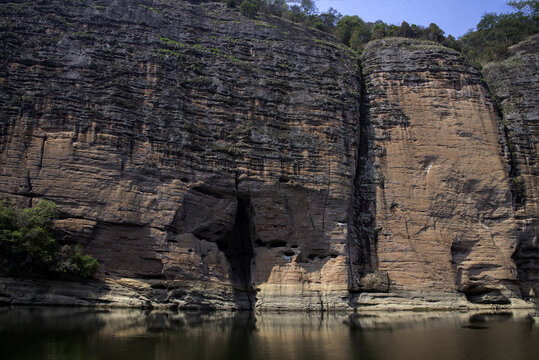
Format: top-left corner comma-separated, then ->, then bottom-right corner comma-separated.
315,7 -> 342,32
219,0 -> 452,53
396,21 -> 413,38
335,16 -> 367,46
333,16 -> 450,53
507,0 -> 539,16
229,0 -> 535,65
426,23 -> 445,43
240,0 -> 259,18
458,0 -> 538,65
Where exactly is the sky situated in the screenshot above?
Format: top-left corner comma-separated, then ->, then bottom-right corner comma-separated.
314,0 -> 514,38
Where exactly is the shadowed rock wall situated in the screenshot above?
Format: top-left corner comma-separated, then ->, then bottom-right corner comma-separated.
482,34 -> 539,300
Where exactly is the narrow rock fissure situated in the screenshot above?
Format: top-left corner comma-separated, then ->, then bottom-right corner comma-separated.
216,197 -> 256,307
348,60 -> 378,292
489,90 -> 537,299
491,92 -> 523,208
36,136 -> 45,176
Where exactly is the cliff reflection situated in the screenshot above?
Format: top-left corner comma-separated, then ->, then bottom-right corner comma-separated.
0,307 -> 537,360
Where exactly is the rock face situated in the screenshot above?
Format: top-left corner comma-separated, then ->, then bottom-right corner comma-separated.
0,0 -> 361,310
360,38 -> 522,305
482,34 -> 539,300
0,1 -> 536,310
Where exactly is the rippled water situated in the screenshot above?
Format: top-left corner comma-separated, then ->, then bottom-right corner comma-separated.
0,307 -> 537,360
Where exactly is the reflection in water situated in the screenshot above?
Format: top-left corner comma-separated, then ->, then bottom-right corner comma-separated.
0,307 -> 537,360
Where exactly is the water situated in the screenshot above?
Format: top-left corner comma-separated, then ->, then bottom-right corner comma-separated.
0,307 -> 537,360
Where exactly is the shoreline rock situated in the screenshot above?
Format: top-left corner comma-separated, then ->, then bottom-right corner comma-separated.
1,277 -> 535,312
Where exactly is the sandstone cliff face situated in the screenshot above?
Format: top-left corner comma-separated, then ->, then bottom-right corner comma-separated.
360,39 -> 522,305
482,34 -> 539,299
0,1 -> 535,310
0,0 -> 361,309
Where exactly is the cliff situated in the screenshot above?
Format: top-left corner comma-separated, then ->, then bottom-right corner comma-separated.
359,38 -> 522,306
482,34 -> 539,300
0,1 -> 536,310
0,0 -> 361,310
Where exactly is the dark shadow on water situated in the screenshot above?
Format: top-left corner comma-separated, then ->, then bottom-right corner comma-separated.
469,311 -> 513,323
461,325 -> 489,330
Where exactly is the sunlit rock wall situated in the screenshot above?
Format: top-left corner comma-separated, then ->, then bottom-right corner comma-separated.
360,38 -> 521,304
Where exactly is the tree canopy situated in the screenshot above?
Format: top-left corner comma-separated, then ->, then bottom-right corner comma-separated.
0,199 -> 99,279
216,0 -> 456,53
458,0 -> 538,66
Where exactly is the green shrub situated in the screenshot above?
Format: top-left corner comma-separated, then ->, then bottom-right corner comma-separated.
240,0 -> 258,19
0,199 -> 99,279
20,199 -> 59,230
54,243 -> 99,279
0,199 -> 16,230
72,250 -> 100,279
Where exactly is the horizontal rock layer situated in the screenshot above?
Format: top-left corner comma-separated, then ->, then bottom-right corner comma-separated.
361,38 -> 523,305
0,0 -> 361,310
0,1 -> 536,309
482,34 -> 539,300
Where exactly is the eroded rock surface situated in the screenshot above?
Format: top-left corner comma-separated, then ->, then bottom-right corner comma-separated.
0,0 -> 361,310
0,1 -> 536,310
482,34 -> 539,300
360,38 -> 523,305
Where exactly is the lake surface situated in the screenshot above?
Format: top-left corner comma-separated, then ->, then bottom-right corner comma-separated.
0,307 -> 537,360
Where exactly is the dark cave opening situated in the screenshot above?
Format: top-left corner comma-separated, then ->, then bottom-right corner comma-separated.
216,197 -> 255,293
462,285 -> 511,305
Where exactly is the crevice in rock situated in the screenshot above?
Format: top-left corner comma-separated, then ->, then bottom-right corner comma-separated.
267,240 -> 287,248
486,82 -> 537,299
283,250 -> 295,257
36,136 -> 45,177
347,60 -> 378,291
25,171 -> 33,195
278,175 -> 290,183
192,184 -> 225,199
215,197 -> 256,307
490,89 -> 523,208
502,122 -> 525,207
511,222 -> 539,300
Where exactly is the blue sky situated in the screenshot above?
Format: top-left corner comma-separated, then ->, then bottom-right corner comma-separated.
314,0 -> 514,38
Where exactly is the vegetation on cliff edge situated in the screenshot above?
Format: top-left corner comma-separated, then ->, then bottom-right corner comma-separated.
0,199 -> 98,279
458,0 -> 538,66
201,0 -> 538,65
